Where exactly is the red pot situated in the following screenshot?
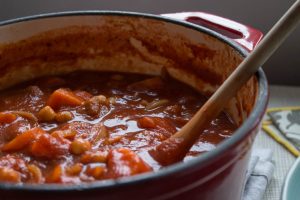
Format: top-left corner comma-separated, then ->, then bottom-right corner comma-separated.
0,11 -> 268,200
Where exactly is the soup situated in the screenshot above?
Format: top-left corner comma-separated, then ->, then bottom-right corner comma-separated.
0,71 -> 237,184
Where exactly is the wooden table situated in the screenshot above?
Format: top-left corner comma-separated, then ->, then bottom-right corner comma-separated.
254,85 -> 300,200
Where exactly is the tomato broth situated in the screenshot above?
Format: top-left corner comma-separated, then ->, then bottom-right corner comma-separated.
0,71 -> 237,184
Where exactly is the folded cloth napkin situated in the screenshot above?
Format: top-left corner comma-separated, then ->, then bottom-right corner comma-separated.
242,148 -> 274,200
268,107 -> 300,148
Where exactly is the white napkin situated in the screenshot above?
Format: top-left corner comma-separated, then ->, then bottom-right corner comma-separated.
269,109 -> 300,148
242,148 -> 274,200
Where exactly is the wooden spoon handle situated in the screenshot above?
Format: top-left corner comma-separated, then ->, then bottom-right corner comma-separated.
177,0 -> 300,140
150,0 -> 300,165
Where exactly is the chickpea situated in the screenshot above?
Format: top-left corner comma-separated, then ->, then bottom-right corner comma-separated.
80,151 -> 108,164
85,165 -> 105,179
94,95 -> 107,104
145,99 -> 169,110
66,163 -> 83,176
83,95 -> 107,116
140,100 -> 149,107
27,164 -> 43,183
55,111 -> 73,123
108,97 -> 116,104
164,105 -> 182,115
70,139 -> 91,155
0,167 -> 21,183
38,106 -> 56,121
51,129 -> 77,140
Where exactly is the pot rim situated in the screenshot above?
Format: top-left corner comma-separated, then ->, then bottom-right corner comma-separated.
0,10 -> 269,191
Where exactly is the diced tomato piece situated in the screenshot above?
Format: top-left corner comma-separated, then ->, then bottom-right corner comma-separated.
106,148 -> 152,178
0,112 -> 17,124
47,88 -> 84,109
155,118 -> 177,133
60,121 -> 92,136
1,127 -> 45,152
73,90 -> 93,101
30,133 -> 70,158
138,117 -> 177,139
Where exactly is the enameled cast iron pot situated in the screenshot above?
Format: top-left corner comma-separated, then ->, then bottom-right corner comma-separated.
0,11 -> 268,200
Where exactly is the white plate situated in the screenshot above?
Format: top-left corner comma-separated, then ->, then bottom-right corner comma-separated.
282,157 -> 300,200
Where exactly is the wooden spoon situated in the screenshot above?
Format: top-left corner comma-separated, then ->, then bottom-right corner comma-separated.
147,0 -> 300,166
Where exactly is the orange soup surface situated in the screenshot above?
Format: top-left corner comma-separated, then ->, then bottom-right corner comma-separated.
0,71 -> 237,184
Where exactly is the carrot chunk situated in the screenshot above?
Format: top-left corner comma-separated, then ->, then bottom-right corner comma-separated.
106,148 -> 152,178
1,127 -> 45,152
47,88 -> 84,109
46,164 -> 63,183
138,117 -> 156,129
0,112 -> 17,124
138,117 -> 176,133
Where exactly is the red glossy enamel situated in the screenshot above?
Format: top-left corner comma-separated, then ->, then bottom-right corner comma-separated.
0,12 -> 268,200
162,12 -> 263,52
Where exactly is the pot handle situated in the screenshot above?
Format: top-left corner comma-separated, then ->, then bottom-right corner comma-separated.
161,12 -> 263,52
